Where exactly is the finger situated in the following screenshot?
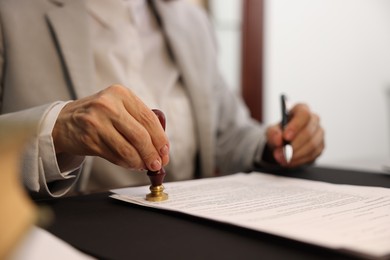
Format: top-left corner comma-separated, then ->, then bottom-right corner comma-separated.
266,124 -> 288,166
266,124 -> 284,149
290,113 -> 320,152
100,126 -> 146,170
67,104 -> 147,169
272,147 -> 287,166
284,104 -> 311,142
134,108 -> 170,162
113,114 -> 164,171
151,109 -> 170,166
289,126 -> 325,167
152,109 -> 166,130
120,87 -> 170,162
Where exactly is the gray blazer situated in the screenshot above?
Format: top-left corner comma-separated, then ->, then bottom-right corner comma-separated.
0,0 -> 266,196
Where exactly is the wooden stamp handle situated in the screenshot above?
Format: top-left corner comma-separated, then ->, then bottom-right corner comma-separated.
146,109 -> 167,192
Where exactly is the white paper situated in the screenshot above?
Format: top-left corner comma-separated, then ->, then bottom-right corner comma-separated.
111,172 -> 390,259
9,226 -> 95,260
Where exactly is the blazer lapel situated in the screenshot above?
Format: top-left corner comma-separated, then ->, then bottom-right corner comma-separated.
154,0 -> 215,177
46,0 -> 95,99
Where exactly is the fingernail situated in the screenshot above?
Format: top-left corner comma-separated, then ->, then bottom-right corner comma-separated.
151,160 -> 161,171
160,145 -> 169,156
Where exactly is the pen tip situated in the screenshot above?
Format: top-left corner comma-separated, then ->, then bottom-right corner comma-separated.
283,144 -> 293,163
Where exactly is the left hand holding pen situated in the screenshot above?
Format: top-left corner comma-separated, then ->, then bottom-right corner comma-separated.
265,103 -> 325,167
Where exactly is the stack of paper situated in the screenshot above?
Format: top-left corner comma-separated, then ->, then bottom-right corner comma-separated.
111,172 -> 390,259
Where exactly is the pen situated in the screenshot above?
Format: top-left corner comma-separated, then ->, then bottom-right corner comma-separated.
281,94 -> 293,163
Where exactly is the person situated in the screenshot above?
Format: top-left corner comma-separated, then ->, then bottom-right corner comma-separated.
0,0 -> 324,197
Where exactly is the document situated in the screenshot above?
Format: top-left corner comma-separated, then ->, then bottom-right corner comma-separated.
110,172 -> 390,259
9,226 -> 95,260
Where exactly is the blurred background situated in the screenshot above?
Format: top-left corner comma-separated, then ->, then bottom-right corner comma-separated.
189,0 -> 390,172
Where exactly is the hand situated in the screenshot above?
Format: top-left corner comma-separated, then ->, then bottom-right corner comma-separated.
265,103 -> 325,167
52,84 -> 170,171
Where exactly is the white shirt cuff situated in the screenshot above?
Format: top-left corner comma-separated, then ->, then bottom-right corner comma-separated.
38,101 -> 85,183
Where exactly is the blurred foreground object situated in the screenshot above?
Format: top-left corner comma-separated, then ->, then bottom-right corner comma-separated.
0,120 -> 37,259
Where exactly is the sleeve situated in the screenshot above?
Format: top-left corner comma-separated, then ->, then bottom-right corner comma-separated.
213,72 -> 268,174
39,101 -> 84,183
0,102 -> 85,198
176,2 -> 269,174
0,8 -> 84,197
196,8 -> 268,174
